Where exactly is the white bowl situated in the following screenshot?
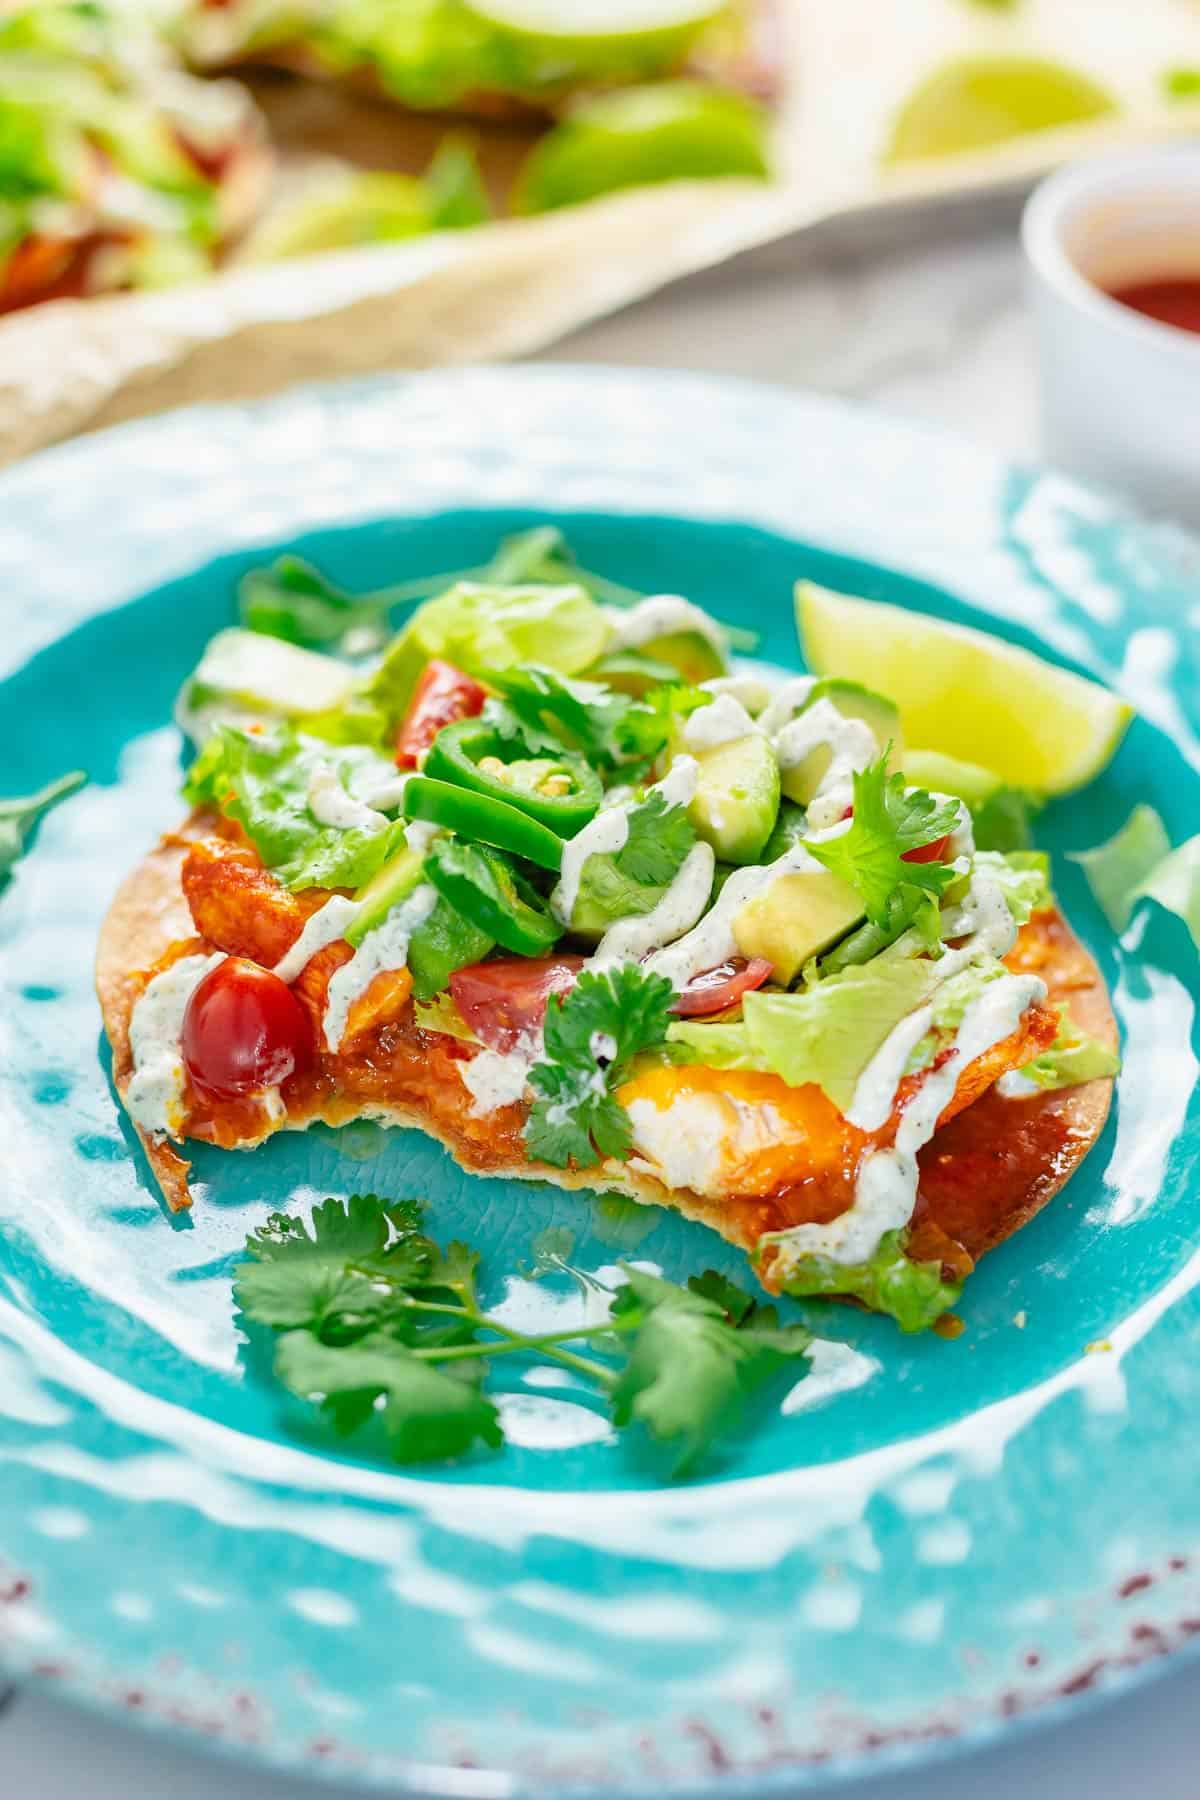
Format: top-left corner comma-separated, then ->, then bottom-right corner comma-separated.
1023,145 -> 1200,525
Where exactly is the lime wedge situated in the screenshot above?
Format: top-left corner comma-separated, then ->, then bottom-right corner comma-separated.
469,0 -> 721,33
885,56 -> 1117,163
795,582 -> 1133,795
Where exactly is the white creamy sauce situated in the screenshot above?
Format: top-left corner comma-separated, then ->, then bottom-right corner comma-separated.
322,884 -> 436,1052
404,819 -> 442,854
682,693 -> 759,752
551,802 -> 631,926
756,677 -> 817,739
774,699 -> 878,830
997,1069 -> 1042,1100
643,840 -> 824,990
306,763 -> 388,834
771,972 -> 1046,1269
354,769 -> 411,813
272,895 -> 361,985
459,1037 -> 541,1117
846,1004 -> 936,1133
605,596 -> 728,654
626,1092 -> 787,1200
592,841 -> 716,969
125,953 -> 224,1139
939,869 -> 1019,957
550,756 -> 699,926
701,674 -> 773,715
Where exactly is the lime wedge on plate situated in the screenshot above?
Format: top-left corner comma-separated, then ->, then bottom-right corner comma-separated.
796,582 -> 1133,794
469,0 -> 722,33
885,56 -> 1117,163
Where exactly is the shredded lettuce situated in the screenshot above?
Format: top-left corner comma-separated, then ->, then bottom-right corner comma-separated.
973,849 -> 1053,923
669,958 -> 946,1111
1071,804 -> 1200,950
768,1228 -> 962,1334
1016,1005 -> 1120,1090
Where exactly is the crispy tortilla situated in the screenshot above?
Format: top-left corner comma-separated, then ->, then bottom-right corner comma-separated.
96,826 -> 1116,1290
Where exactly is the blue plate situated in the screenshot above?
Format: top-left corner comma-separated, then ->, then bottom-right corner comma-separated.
0,368 -> 1197,1792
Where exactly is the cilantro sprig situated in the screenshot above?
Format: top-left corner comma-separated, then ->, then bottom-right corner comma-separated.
525,965 -> 676,1168
491,664 -> 706,774
235,1195 -> 812,1476
805,751 -> 961,941
0,770 -> 87,885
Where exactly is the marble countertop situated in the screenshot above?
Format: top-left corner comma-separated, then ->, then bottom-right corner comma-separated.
7,194 -> 1198,1797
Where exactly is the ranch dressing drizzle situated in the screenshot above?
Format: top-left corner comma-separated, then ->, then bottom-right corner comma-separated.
272,895 -> 361,985
307,763 -> 388,834
683,693 -> 759,752
551,756 -> 699,926
643,839 -> 827,991
605,596 -> 728,655
591,841 -> 716,970
773,698 -> 878,830
125,953 -> 224,1139
459,1033 -> 543,1117
771,970 -> 1046,1269
322,883 -> 436,1052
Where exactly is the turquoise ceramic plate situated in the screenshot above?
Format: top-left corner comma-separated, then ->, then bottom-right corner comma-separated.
0,368 -> 1198,1793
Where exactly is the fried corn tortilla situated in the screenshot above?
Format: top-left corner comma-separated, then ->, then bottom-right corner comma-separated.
96,814 -> 1116,1296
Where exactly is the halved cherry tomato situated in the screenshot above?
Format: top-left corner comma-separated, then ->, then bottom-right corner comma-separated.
181,956 -> 312,1101
450,956 -> 585,1053
902,834 -> 952,865
395,659 -> 487,769
672,957 -> 773,1018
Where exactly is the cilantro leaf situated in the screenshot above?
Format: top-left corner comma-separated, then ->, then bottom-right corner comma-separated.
274,1329 -> 502,1462
0,769 -> 87,885
617,789 -> 697,886
526,966 -> 676,1168
610,1266 -> 811,1474
493,666 -> 637,769
805,752 -> 961,931
615,682 -> 708,765
234,1195 -> 433,1336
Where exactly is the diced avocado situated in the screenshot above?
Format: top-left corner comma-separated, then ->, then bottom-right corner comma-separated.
407,898 -> 494,1001
348,844 -> 426,946
902,748 -> 1003,807
781,677 -> 901,805
689,732 -> 780,865
643,628 -> 727,685
732,868 -> 864,984
587,649 -> 682,696
177,628 -> 356,742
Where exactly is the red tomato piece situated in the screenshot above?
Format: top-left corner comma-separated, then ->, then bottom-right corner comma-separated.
902,834 -> 953,865
181,956 -> 312,1101
450,956 -> 585,1053
672,957 -> 773,1018
395,659 -> 487,768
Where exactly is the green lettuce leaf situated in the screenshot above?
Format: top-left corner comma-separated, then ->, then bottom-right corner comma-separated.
972,849 -> 1053,923
365,580 -> 610,722
1071,804 -> 1200,949
670,957 -> 947,1111
768,1228 -> 962,1334
183,725 -> 408,890
1016,1005 -> 1120,1090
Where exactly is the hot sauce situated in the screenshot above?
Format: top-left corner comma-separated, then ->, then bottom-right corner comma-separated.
1105,277 -> 1200,336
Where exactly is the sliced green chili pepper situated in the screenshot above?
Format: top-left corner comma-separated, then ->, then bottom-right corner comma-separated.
424,718 -> 602,836
425,838 -> 562,956
403,775 -> 563,872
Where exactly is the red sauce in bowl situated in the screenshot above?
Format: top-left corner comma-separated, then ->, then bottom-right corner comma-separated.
1105,277 -> 1200,336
